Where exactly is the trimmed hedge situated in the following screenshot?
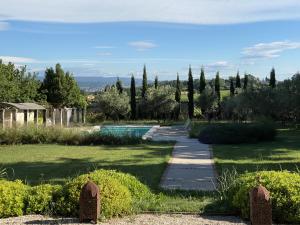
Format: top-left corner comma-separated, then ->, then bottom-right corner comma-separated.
0,126 -> 142,145
0,170 -> 150,219
229,171 -> 300,223
198,122 -> 277,144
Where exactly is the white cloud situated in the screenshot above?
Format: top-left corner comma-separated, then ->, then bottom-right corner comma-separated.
0,56 -> 37,63
205,61 -> 232,72
128,41 -> 157,51
2,0 -> 300,24
242,41 -> 300,60
0,22 -> 9,31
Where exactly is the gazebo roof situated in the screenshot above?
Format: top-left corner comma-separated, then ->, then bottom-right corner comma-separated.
0,102 -> 45,110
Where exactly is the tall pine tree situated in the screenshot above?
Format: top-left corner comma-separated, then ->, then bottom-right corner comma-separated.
187,66 -> 194,119
230,79 -> 235,97
141,65 -> 148,98
199,67 -> 206,94
236,71 -> 241,88
130,75 -> 136,120
270,67 -> 276,88
154,76 -> 158,89
243,73 -> 248,90
215,71 -> 221,100
116,77 -> 123,94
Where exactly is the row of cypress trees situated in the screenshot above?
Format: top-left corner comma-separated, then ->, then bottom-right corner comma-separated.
126,65 -> 276,120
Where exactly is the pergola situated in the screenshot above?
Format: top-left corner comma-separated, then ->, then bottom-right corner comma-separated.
0,102 -> 46,128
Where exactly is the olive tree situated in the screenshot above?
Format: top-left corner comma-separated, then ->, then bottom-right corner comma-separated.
96,86 -> 130,121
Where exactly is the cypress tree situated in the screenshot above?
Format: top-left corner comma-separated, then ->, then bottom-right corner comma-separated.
199,67 -> 206,93
270,67 -> 276,88
187,65 -> 194,119
175,73 -> 181,102
236,71 -> 241,88
243,74 -> 248,90
175,73 -> 181,120
116,77 -> 123,94
130,75 -> 136,120
215,71 -> 221,100
154,76 -> 158,89
230,79 -> 235,97
141,65 -> 147,98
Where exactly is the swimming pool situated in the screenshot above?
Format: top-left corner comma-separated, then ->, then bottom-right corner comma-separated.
99,126 -> 152,137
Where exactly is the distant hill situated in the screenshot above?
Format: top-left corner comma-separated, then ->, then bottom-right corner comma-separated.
38,76 -> 143,92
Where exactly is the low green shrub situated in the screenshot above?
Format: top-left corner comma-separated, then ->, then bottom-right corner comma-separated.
198,122 -> 277,144
26,184 -> 62,214
0,180 -> 28,218
61,170 -> 133,218
229,171 -> 300,223
0,126 -> 142,145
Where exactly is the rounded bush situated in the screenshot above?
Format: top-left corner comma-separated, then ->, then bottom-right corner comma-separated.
0,180 -> 28,218
62,170 -> 133,218
26,184 -> 62,214
230,171 -> 300,223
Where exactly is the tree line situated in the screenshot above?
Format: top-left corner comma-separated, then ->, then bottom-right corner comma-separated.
95,64 -> 300,124
0,61 -> 86,108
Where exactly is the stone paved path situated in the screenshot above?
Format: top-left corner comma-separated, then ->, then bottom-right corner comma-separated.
152,126 -> 217,191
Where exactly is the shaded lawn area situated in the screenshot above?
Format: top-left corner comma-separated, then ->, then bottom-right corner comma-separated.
213,129 -> 300,174
0,143 -> 173,189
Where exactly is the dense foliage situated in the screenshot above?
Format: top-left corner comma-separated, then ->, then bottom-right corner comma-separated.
0,126 -> 143,145
0,170 -> 153,219
187,66 -> 194,119
198,122 -> 277,144
0,61 -> 86,108
228,171 -> 300,223
96,86 -> 130,121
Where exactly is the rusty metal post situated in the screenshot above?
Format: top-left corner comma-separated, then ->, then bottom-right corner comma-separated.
79,180 -> 100,224
249,184 -> 272,225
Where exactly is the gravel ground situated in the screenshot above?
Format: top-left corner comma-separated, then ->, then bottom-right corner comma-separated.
0,214 -> 249,225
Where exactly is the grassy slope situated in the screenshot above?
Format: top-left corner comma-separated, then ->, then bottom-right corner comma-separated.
213,129 -> 300,174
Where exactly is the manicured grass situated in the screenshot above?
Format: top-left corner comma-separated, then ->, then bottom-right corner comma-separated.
0,143 -> 173,189
213,129 -> 300,174
0,142 -> 218,213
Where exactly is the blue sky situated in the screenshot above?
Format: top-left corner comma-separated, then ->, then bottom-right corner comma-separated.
1,0 -> 300,80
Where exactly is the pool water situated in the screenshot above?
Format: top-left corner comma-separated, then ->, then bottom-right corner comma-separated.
100,126 -> 152,137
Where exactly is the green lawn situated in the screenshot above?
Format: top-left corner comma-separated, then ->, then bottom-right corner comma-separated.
0,143 -> 173,189
213,129 -> 300,174
0,142 -> 216,213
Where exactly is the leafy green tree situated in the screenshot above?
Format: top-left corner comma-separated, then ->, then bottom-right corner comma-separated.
139,86 -> 178,121
199,67 -> 206,93
0,62 -> 41,102
130,75 -> 136,120
116,77 -> 123,94
243,74 -> 248,90
230,79 -> 235,97
187,66 -> 194,119
215,71 -> 221,100
41,63 -> 86,108
270,67 -> 276,88
141,65 -> 148,99
198,87 -> 218,118
236,71 -> 241,88
96,86 -> 130,121
154,76 -> 158,89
